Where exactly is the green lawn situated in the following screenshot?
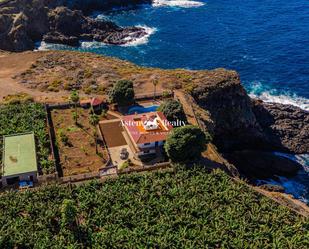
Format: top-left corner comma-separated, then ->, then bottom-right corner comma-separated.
0,167 -> 308,248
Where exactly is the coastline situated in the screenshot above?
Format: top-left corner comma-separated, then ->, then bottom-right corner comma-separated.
0,50 -> 308,210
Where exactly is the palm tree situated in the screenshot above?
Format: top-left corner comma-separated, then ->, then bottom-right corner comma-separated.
70,90 -> 80,124
89,113 -> 100,154
152,77 -> 159,101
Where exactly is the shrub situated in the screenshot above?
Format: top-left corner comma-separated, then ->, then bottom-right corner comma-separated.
158,99 -> 187,124
108,80 -> 135,106
119,159 -> 133,170
164,125 -> 209,163
59,130 -> 69,146
3,93 -> 34,105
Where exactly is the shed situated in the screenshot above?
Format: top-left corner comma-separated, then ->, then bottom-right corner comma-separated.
1,132 -> 38,186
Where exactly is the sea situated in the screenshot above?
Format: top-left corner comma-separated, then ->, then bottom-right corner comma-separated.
38,0 -> 309,203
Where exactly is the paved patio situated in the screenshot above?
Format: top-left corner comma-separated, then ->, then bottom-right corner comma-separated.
108,145 -> 134,167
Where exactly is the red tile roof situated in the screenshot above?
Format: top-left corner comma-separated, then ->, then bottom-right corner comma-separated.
80,97 -> 104,107
122,111 -> 173,145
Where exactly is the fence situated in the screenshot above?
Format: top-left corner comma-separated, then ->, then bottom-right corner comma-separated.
118,161 -> 172,175
45,104 -> 62,176
47,102 -> 73,110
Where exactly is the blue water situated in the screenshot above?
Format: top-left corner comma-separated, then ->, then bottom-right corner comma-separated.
128,105 -> 159,114
40,0 -> 309,109
40,0 -> 309,202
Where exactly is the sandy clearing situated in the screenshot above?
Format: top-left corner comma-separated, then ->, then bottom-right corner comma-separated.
0,52 -> 68,103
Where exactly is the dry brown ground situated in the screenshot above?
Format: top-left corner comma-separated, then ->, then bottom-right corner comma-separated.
0,52 -> 68,102
51,107 -> 112,176
0,50 -> 229,103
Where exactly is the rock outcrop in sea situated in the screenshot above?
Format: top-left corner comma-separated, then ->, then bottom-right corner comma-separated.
0,0 -> 149,51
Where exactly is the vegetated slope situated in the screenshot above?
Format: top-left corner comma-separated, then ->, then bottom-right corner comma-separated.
0,103 -> 54,174
0,168 -> 308,248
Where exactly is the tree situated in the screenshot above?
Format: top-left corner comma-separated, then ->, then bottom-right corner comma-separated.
152,78 -> 159,101
89,112 -> 100,154
70,90 -> 80,124
109,80 -> 135,106
158,99 -> 187,125
164,125 -> 209,163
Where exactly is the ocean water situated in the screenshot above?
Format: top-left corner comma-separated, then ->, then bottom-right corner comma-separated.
38,0 -> 309,202
39,0 -> 309,110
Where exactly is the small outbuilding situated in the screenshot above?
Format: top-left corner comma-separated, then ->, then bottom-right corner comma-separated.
1,132 -> 38,186
80,97 -> 105,112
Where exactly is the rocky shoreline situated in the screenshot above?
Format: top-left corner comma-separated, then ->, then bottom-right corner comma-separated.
190,69 -> 308,182
0,0 -> 149,51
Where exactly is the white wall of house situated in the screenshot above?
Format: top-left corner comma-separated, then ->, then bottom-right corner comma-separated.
139,142 -> 156,149
137,141 -> 165,156
137,149 -> 156,156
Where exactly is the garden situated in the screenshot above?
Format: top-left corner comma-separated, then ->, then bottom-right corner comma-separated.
51,107 -> 114,176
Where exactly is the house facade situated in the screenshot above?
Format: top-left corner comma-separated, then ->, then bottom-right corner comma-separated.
122,111 -> 173,158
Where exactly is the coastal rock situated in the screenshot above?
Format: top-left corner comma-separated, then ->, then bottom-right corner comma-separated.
225,150 -> 302,179
0,0 -> 148,51
253,101 -> 309,154
191,69 -> 266,152
259,184 -> 285,193
103,27 -> 147,45
192,71 -> 308,155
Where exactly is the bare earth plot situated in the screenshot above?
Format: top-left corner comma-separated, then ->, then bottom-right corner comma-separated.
51,108 -> 110,176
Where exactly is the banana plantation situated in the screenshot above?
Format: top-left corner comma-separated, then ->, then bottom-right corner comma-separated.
0,103 -> 54,174
0,167 -> 307,248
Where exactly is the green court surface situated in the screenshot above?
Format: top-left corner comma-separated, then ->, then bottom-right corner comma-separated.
2,133 -> 37,177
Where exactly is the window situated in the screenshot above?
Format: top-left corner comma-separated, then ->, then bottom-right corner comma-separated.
144,143 -> 151,146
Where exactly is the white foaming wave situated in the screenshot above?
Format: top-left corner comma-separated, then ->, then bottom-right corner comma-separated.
35,26 -> 156,50
95,14 -> 110,21
35,41 -> 50,51
264,152 -> 309,203
248,82 -> 309,111
80,41 -> 106,49
256,176 -> 308,204
153,0 -> 205,8
250,91 -> 309,111
35,41 -> 74,51
274,152 -> 309,172
120,26 -> 157,47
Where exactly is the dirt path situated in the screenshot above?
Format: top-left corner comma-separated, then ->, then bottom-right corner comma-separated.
174,90 -> 199,126
0,52 -> 67,103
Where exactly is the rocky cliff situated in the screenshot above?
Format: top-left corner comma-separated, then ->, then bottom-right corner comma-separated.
191,70 -> 308,155
0,0 -> 149,51
190,72 -> 308,178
